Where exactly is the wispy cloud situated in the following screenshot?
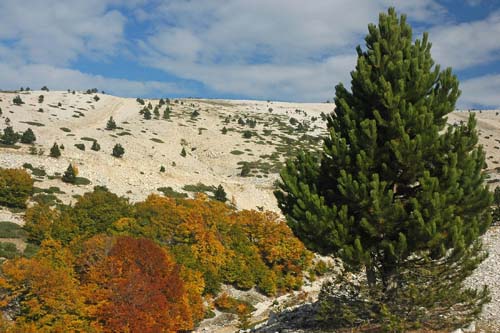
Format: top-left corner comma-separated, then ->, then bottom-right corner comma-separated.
136,0 -> 445,101
0,63 -> 185,97
459,74 -> 500,109
430,11 -> 500,70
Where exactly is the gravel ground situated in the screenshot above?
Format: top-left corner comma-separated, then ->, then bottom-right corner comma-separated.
466,226 -> 500,331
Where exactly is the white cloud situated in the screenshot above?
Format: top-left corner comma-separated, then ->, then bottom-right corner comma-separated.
0,0 -> 126,65
137,0 -> 444,101
459,74 -> 500,109
430,11 -> 500,70
0,63 -> 185,97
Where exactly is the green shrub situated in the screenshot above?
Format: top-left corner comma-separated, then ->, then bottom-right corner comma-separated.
74,143 -> 85,151
91,140 -> 100,151
0,221 -> 27,238
157,187 -> 188,199
23,242 -> 39,258
0,242 -> 20,259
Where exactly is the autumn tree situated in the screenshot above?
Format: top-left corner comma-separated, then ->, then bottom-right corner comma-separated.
0,240 -> 93,332
82,236 -> 195,333
70,186 -> 132,236
275,8 -> 491,329
0,168 -> 34,208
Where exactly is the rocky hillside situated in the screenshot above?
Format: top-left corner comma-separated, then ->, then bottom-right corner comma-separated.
0,90 -> 333,212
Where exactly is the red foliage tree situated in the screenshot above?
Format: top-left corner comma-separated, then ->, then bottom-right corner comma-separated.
84,236 -> 193,332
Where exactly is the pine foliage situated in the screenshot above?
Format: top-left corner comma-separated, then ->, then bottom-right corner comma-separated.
275,8 -> 491,329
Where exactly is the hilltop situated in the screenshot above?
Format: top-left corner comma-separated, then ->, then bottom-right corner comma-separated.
0,90 -> 333,213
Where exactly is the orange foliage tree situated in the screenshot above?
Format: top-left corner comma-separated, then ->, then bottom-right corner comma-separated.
81,236 -> 197,333
0,239 -> 94,332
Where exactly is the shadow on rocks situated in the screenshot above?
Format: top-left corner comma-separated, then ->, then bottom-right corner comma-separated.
252,302 -> 337,333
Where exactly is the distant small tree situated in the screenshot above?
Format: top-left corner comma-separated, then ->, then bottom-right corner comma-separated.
160,166 -> 165,172
159,98 -> 165,106
221,127 -> 228,134
2,126 -> 19,145
240,163 -> 250,177
50,143 -> 61,158
20,128 -> 36,144
57,102 -> 62,107
62,164 -> 77,184
214,185 -> 227,202
112,144 -> 125,158
106,117 -> 117,130
153,106 -> 160,119
180,147 -> 187,157
191,110 -> 200,119
0,107 -> 2,116
41,86 -> 49,91
238,118 -> 245,125
144,109 -> 152,120
12,95 -> 24,106
38,95 -> 44,103
93,95 -> 100,102
147,102 -> 153,110
136,98 -> 145,105
242,131 -> 252,139
162,108 -> 170,120
91,140 -> 101,151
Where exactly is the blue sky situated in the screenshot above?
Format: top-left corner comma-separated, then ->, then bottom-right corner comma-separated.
0,0 -> 500,109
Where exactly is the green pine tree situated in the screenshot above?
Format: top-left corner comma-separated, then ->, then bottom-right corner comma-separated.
91,140 -> 101,151
240,163 -> 250,177
106,116 -> 117,130
112,144 -> 125,158
2,126 -> 19,145
162,107 -> 170,120
144,109 -> 152,120
50,143 -> 61,158
12,95 -> 24,105
180,147 -> 187,157
275,8 -> 491,329
62,164 -> 76,184
214,184 -> 227,202
20,128 -> 36,144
